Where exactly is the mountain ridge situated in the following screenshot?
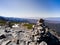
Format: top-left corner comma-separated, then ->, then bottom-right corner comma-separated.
0,16 -> 38,23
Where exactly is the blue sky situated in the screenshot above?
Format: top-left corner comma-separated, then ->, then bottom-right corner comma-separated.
0,0 -> 60,18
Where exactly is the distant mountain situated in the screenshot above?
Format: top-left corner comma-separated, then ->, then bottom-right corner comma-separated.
0,16 -> 37,23
45,18 -> 60,23
0,16 -> 6,21
45,18 -> 60,33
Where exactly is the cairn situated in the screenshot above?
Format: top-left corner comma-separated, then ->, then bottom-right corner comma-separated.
30,19 -> 49,45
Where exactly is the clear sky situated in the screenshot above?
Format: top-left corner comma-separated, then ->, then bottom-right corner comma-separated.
0,0 -> 60,18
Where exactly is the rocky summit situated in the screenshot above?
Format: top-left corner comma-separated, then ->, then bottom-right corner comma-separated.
0,20 -> 60,45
